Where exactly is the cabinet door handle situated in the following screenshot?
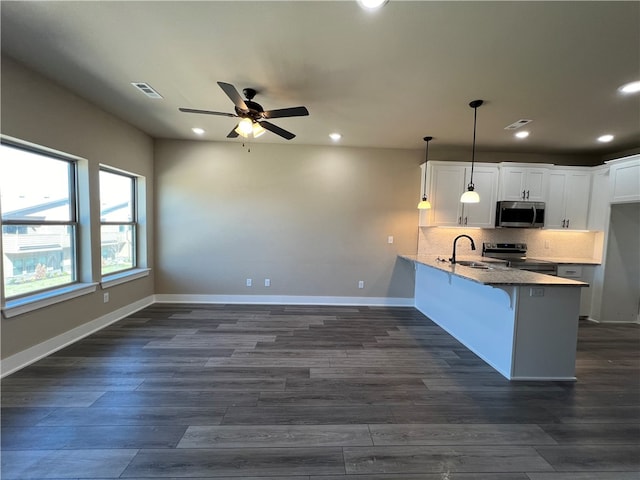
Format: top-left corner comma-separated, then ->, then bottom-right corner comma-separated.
458,216 -> 462,225
526,190 -> 530,199
522,190 -> 526,200
562,219 -> 566,228
566,219 -> 570,228
464,217 -> 468,225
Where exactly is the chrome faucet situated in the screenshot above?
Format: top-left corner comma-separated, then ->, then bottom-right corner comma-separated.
450,234 -> 476,264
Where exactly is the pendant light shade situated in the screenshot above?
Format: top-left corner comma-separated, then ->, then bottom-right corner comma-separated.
461,99 -> 483,204
417,198 -> 432,209
417,136 -> 433,210
460,189 -> 480,203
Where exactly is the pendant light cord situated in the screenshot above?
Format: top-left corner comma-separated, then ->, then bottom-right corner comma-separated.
422,138 -> 430,197
469,105 -> 477,187
467,100 -> 483,189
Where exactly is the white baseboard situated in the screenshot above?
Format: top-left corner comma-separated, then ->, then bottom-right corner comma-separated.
0,295 -> 155,378
584,316 -> 640,324
509,376 -> 577,382
153,294 -> 415,307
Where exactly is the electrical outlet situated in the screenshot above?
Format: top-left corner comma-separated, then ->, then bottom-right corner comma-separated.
387,235 -> 394,244
246,278 -> 252,287
264,278 -> 270,287
103,292 -> 109,303
530,287 -> 545,297
358,280 -> 364,289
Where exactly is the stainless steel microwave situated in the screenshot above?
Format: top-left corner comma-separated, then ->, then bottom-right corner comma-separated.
495,201 -> 545,228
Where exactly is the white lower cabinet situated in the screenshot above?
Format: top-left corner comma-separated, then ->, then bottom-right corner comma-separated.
423,161 -> 498,228
557,264 -> 594,317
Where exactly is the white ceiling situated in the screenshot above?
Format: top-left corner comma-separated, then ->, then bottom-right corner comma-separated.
1,1 -> 639,156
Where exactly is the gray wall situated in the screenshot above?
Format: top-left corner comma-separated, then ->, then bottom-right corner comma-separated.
154,140 -> 419,299
601,202 -> 640,323
1,55 -> 155,358
426,146 -> 602,166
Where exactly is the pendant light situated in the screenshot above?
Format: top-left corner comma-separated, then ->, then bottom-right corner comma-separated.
417,136 -> 433,209
460,99 -> 483,204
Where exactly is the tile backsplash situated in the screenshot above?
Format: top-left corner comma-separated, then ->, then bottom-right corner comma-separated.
417,227 -> 601,260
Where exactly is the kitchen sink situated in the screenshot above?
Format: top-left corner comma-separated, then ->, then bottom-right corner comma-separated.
456,261 -> 492,270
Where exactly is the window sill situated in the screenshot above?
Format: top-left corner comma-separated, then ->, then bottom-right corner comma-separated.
2,283 -> 99,318
101,268 -> 151,289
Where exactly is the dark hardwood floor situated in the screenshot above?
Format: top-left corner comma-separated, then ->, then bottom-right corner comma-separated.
2,303 -> 639,479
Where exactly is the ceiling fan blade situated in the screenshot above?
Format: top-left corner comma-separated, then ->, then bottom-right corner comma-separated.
179,107 -> 237,118
217,82 -> 249,112
259,121 -> 296,140
227,126 -> 240,138
263,106 -> 309,119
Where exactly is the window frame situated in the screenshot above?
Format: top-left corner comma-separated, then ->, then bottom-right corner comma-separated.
99,166 -> 138,277
1,139 -> 80,300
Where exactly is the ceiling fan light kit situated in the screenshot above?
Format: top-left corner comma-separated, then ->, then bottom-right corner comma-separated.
252,123 -> 266,138
237,118 -> 253,135
417,136 -> 432,210
179,81 -> 309,141
461,99 -> 483,204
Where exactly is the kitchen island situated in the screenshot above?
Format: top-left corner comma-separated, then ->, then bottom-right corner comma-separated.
401,254 -> 588,381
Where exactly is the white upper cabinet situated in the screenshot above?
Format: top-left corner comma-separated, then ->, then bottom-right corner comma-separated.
498,164 -> 551,201
421,161 -> 498,228
546,168 -> 592,230
587,166 -> 610,231
608,155 -> 640,204
427,163 -> 466,227
463,166 -> 499,227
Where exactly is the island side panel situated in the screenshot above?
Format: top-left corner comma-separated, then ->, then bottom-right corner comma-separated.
414,263 -> 517,379
511,286 -> 581,380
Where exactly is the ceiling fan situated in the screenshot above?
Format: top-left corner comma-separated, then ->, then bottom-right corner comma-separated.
179,81 -> 309,140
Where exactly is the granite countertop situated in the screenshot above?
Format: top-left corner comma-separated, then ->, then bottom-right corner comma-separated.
400,254 -> 589,287
528,256 -> 601,265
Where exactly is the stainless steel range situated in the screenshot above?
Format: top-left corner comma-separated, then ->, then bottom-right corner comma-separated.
482,242 -> 558,276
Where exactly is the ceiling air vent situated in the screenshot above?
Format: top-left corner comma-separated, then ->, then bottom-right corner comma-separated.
504,119 -> 532,130
131,82 -> 163,99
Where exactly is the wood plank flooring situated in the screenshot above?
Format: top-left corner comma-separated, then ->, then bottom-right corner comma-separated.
1,303 -> 639,479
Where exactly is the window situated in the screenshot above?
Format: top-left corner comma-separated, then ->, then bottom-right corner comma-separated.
1,142 -> 78,299
100,168 -> 136,276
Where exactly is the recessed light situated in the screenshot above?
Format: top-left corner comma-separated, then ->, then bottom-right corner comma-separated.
515,131 -> 530,139
329,132 -> 342,141
618,81 -> 640,94
192,127 -> 205,135
357,0 -> 388,10
597,134 -> 614,143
